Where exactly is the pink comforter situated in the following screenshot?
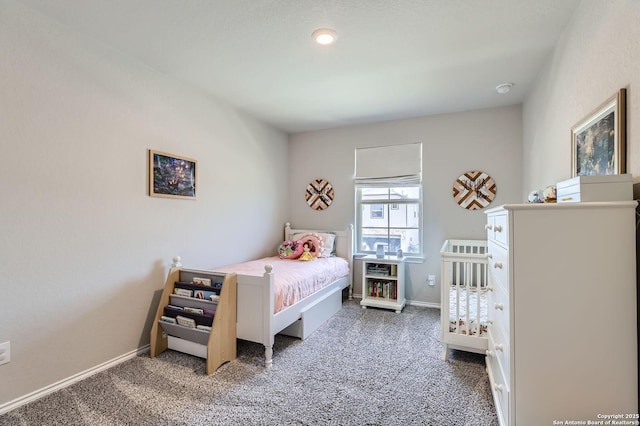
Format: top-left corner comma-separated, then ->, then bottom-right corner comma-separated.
216,256 -> 349,314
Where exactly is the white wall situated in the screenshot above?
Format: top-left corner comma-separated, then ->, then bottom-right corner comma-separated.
0,0 -> 288,407
10,0 -> 630,410
523,0 -> 640,192
289,106 -> 522,305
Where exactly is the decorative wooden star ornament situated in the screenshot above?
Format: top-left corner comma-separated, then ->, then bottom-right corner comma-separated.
452,171 -> 497,210
305,179 -> 334,210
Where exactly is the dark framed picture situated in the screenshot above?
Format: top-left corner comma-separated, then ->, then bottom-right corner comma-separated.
571,88 -> 626,177
148,150 -> 197,199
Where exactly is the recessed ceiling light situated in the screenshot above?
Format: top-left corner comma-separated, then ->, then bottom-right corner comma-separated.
496,83 -> 513,94
312,28 -> 337,45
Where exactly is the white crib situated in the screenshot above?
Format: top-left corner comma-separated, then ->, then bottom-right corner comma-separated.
440,239 -> 489,360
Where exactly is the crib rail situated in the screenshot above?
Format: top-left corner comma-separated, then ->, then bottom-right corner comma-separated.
440,239 -> 489,359
440,239 -> 487,259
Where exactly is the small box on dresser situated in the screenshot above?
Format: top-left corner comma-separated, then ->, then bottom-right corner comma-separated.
556,173 -> 632,203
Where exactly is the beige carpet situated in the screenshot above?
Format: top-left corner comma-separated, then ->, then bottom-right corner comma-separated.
0,300 -> 498,426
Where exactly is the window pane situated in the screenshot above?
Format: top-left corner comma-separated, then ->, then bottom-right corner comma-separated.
370,204 -> 384,219
362,188 -> 389,200
362,204 -> 388,224
391,228 -> 420,254
389,202 -> 419,227
361,228 -> 389,252
390,186 -> 420,199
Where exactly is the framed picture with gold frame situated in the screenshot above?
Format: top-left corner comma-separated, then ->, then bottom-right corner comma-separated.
148,150 -> 197,199
571,88 -> 626,177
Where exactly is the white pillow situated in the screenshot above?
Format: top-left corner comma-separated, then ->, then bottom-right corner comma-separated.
317,233 -> 336,257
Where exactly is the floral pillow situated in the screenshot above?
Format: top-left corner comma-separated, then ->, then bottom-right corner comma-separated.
278,240 -> 304,259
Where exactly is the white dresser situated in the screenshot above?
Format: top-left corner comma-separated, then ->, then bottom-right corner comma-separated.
485,202 -> 638,426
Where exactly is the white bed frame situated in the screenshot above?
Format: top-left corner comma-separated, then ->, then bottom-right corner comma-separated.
213,222 -> 353,367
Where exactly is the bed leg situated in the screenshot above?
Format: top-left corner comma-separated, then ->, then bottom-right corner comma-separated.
442,345 -> 450,361
264,345 -> 273,368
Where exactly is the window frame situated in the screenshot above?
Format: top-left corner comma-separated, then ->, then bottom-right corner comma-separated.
355,185 -> 423,258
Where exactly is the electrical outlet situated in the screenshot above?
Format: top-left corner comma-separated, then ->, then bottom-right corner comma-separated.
427,275 -> 436,287
0,342 -> 10,366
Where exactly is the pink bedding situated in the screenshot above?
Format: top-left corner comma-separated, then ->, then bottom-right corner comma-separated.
215,256 -> 349,314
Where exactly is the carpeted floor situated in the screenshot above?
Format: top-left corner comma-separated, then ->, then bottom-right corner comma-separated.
0,300 -> 498,426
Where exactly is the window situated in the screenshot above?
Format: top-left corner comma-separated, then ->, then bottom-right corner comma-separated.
354,142 -> 422,257
370,204 -> 384,219
356,185 -> 422,256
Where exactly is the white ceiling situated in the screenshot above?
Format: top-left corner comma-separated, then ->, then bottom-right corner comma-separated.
17,0 -> 581,133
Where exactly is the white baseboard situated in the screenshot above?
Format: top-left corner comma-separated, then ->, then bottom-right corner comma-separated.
352,294 -> 440,310
0,345 -> 150,416
406,299 -> 440,309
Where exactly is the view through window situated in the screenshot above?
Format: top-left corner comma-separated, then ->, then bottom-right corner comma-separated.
356,186 -> 421,255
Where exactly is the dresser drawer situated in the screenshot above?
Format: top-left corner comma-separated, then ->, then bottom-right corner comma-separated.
486,211 -> 509,246
486,337 -> 510,425
485,215 -> 496,241
492,282 -> 509,325
488,327 -> 510,385
488,284 -> 509,340
487,243 -> 508,293
492,212 -> 508,246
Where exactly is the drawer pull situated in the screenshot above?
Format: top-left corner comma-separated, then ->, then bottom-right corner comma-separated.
486,350 -> 494,357
487,319 -> 494,325
494,225 -> 503,232
494,303 -> 504,311
487,253 -> 493,259
495,343 -> 504,352
494,383 -> 504,392
494,262 -> 503,269
485,224 -> 493,231
486,286 -> 494,292
561,197 -> 573,202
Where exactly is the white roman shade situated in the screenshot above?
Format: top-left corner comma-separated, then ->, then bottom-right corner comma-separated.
354,142 -> 422,186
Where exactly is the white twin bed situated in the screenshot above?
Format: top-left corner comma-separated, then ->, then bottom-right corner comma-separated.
210,222 -> 354,367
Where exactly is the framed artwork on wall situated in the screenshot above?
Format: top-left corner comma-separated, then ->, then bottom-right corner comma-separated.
571,88 -> 626,177
148,150 -> 197,199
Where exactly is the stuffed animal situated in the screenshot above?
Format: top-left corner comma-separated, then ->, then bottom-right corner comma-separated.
528,189 -> 544,203
299,244 -> 315,261
543,185 -> 557,203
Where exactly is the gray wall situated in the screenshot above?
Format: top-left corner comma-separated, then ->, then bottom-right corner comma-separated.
523,0 -> 640,191
0,1 -> 288,407
289,106 -> 523,306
